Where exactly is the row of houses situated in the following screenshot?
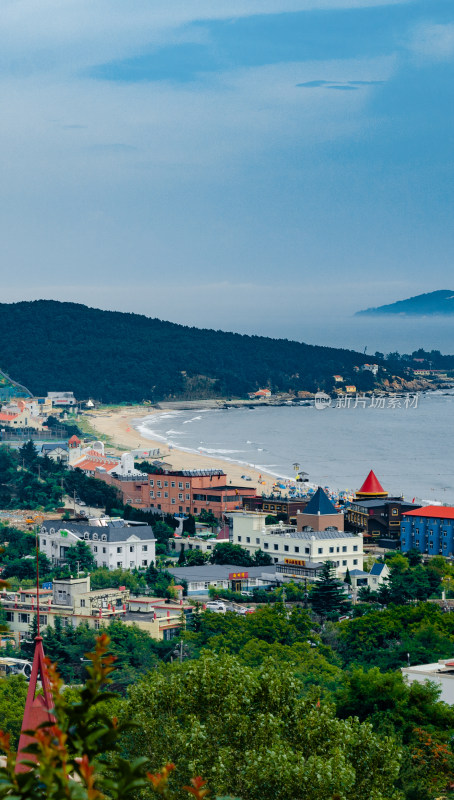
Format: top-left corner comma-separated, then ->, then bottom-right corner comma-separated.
1,574 -> 189,646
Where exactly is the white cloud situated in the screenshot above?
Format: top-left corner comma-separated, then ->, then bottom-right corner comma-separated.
0,0 -> 413,76
407,23 -> 454,61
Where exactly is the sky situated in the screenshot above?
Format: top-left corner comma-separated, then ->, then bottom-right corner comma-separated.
1,0 -> 454,345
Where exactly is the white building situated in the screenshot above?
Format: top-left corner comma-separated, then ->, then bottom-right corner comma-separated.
402,660 -> 454,705
47,392 -> 77,406
230,512 -> 363,577
39,517 -> 156,570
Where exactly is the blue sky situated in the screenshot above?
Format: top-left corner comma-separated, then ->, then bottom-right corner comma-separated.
1,0 -> 453,344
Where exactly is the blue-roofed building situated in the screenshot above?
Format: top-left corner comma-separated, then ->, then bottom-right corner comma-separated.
296,486 -> 344,532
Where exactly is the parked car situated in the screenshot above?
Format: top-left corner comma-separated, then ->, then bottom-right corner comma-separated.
205,601 -> 226,614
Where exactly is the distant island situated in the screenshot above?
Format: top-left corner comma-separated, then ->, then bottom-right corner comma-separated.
356,290 -> 454,317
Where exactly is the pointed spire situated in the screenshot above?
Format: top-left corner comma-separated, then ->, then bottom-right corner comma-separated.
356,470 -> 388,499
303,487 -> 339,516
15,636 -> 55,773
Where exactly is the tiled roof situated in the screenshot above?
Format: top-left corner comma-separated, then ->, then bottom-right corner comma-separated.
75,459 -> 119,473
370,563 -> 387,575
403,506 -> 454,520
0,412 -> 18,421
302,487 -> 339,516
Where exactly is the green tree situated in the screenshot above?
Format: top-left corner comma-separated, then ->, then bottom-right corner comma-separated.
253,548 -> 273,566
0,675 -> 29,749
184,549 -> 208,566
309,563 -> 350,617
124,650 -> 402,800
65,540 -> 96,573
211,542 -> 253,566
344,567 -> 352,586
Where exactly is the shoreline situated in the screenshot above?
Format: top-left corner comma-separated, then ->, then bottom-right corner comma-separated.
83,406 -> 289,496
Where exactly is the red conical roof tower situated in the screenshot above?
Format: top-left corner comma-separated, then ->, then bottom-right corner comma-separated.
15,531 -> 55,773
355,470 -> 388,500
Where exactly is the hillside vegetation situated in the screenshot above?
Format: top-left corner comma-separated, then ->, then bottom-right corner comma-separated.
356,289 -> 454,316
0,300 -> 372,402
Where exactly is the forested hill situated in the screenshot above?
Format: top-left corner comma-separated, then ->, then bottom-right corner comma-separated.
356,289 -> 454,316
0,301 -> 373,402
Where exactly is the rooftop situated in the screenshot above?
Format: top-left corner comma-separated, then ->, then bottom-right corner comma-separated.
167,564 -> 275,581
403,505 -> 454,521
357,470 -> 387,496
301,486 -> 339,516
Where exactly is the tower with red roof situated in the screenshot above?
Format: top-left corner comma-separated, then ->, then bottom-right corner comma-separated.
355,470 -> 388,500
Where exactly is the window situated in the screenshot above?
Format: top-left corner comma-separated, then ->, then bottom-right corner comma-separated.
185,482 -> 190,489
318,548 -> 323,554
284,545 -> 289,552
150,491 -> 155,498
179,493 -> 183,500
80,599 -> 86,607
84,532 -> 89,539
336,547 -> 339,553
171,498 -> 176,505
294,546 -> 299,553
93,533 -> 98,540
142,559 -> 148,566
353,545 -> 358,552
256,538 -> 260,544
274,544 -> 279,550
6,611 -> 14,622
102,547 -> 106,554
238,536 -> 242,542
117,546 -> 122,553
193,508 -> 197,513
171,481 -> 175,488
117,561 -> 122,568
342,546 -> 347,552
329,547 -> 334,553
157,480 -> 162,488
178,482 -> 183,489
42,538 -> 46,545
142,545 -> 148,551
264,543 -> 269,549
185,493 -> 190,500
150,479 -> 154,487
19,613 -> 30,624
39,615 -> 47,626
130,545 -> 134,552
164,492 -> 169,498
164,481 -> 168,487
101,534 -> 107,541
246,537 -> 250,543
93,546 -> 98,553
353,559 -> 358,565
342,560 -> 347,566
305,547 -> 310,554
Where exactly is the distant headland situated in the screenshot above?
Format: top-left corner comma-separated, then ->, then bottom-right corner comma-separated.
356,290 -> 454,317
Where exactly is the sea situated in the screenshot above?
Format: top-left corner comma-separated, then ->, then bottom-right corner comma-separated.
135,389 -> 454,506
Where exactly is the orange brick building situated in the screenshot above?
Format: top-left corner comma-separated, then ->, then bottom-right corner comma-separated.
96,467 -> 258,518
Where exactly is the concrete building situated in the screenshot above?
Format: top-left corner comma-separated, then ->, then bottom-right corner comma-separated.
242,495 -> 311,524
1,576 -> 129,645
401,506 -> 454,556
402,660 -> 454,705
47,392 -> 77,406
39,517 -> 156,570
167,564 -> 276,596
346,497 -> 420,548
41,443 -> 69,464
230,512 -> 363,577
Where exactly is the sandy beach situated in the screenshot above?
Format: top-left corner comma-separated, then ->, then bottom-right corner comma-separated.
84,406 -> 279,494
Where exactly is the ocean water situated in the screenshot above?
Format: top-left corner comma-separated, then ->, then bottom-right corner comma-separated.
136,390 -> 454,505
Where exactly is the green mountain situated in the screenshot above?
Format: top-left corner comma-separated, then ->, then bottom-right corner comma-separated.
356,290 -> 454,317
0,300 -> 374,403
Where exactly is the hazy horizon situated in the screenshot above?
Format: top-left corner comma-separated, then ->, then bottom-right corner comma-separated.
1,0 -> 453,329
